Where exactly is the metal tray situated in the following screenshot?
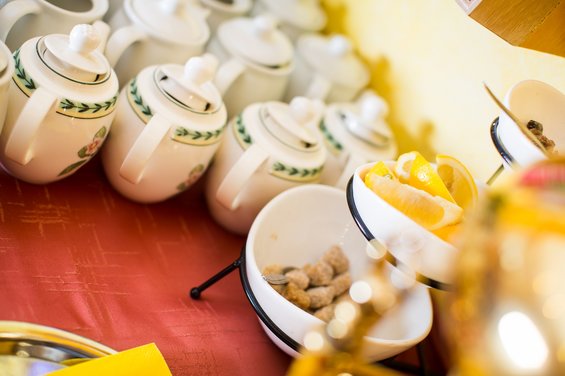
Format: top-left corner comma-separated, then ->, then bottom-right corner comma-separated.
0,321 -> 115,376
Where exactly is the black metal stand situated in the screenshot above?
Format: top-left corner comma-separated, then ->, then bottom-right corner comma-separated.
189,257 -> 242,299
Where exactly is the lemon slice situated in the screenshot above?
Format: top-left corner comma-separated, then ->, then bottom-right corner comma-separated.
394,151 -> 418,183
364,161 -> 396,190
407,152 -> 455,203
436,154 -> 478,211
366,174 -> 463,230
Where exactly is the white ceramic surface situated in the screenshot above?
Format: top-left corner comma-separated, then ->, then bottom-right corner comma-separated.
245,184 -> 433,361
206,15 -> 294,118
351,163 -> 459,287
205,98 -> 326,235
0,40 -> 14,135
0,25 -> 119,184
496,80 -> 565,169
319,91 -> 397,189
284,33 -> 369,104
250,0 -> 326,42
102,55 -> 228,203
198,0 -> 253,35
0,0 -> 108,51
105,0 -> 210,87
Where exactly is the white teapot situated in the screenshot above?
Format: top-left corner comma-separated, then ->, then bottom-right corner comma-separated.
205,97 -> 326,234
319,90 -> 397,189
101,54 -> 228,203
105,0 -> 211,87
284,34 -> 369,104
0,24 -> 119,184
250,0 -> 326,42
206,15 -> 294,118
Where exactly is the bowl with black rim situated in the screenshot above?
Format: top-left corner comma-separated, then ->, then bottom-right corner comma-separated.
242,184 -> 433,360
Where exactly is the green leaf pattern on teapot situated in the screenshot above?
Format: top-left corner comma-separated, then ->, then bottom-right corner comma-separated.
12,49 -> 118,120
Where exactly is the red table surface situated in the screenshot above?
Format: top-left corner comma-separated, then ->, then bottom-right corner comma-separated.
0,156 -> 447,375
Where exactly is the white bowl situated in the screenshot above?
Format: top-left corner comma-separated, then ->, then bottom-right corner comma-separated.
495,80 -> 565,168
244,184 -> 433,361
347,163 -> 459,289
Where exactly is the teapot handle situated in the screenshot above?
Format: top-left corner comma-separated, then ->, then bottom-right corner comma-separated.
5,86 -> 58,165
305,72 -> 332,100
104,24 -> 148,68
119,113 -> 171,184
0,0 -> 40,42
214,57 -> 246,96
335,153 -> 366,190
216,143 -> 269,210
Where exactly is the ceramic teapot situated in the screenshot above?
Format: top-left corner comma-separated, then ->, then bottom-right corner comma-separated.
206,14 -> 294,118
0,0 -> 109,51
205,97 -> 326,234
0,24 -> 119,184
250,0 -> 326,42
101,54 -> 228,203
284,34 -> 369,104
105,0 -> 211,87
0,40 -> 14,133
319,90 -> 397,189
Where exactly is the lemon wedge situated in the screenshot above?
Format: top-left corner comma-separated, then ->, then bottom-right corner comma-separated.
436,154 -> 478,211
364,161 -> 396,190
48,343 -> 172,376
394,151 -> 418,183
406,152 -> 456,203
366,173 -> 463,230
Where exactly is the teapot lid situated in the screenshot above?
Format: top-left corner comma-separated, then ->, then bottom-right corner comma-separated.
341,91 -> 392,148
42,24 -> 109,82
261,97 -> 321,151
258,0 -> 326,31
218,15 -> 293,69
156,54 -> 222,113
127,0 -> 209,45
298,34 -> 369,89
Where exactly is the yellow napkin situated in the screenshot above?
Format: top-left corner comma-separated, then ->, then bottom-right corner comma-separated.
49,343 -> 172,376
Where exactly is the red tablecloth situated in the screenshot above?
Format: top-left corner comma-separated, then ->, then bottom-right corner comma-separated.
0,156 -> 446,375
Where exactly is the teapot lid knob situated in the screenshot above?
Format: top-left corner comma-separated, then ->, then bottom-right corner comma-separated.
359,92 -> 388,123
328,35 -> 352,57
290,97 -> 319,125
183,54 -> 216,85
68,24 -> 101,54
252,14 -> 278,38
159,0 -> 183,14
159,54 -> 222,112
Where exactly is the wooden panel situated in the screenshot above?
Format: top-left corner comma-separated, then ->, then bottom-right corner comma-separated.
463,0 -> 565,56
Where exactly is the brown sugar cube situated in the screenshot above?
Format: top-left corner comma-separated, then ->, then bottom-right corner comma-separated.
283,282 -> 311,311
262,264 -> 284,276
322,245 -> 350,274
330,272 -> 352,296
304,260 -> 333,286
314,304 -> 336,323
285,269 -> 310,290
307,286 -> 336,309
